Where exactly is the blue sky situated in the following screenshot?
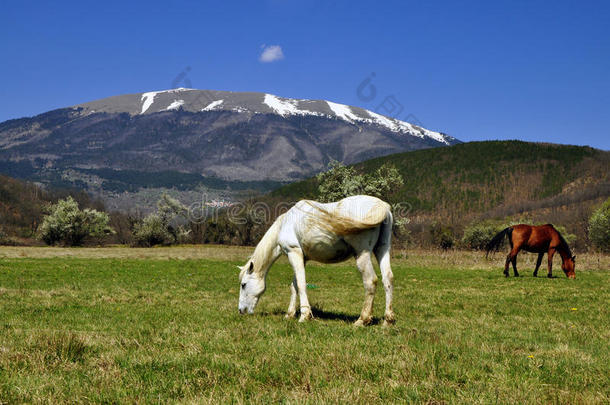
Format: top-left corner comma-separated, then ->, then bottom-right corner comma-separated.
1,0 -> 609,149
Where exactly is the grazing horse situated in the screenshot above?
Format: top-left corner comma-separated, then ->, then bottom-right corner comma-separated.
238,195 -> 395,326
486,224 -> 576,279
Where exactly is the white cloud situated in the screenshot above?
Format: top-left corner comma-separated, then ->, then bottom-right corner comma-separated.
259,45 -> 284,63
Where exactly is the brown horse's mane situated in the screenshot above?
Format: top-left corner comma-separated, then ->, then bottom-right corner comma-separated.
550,224 -> 573,257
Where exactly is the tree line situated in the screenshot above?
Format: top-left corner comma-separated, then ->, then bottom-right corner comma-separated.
28,162 -> 610,253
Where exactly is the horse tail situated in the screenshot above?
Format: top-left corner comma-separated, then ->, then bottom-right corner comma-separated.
374,210 -> 393,252
485,227 -> 512,258
304,199 -> 391,235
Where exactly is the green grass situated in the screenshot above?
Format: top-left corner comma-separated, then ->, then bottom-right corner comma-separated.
0,253 -> 608,403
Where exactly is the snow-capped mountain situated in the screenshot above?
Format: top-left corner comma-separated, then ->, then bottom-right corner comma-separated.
76,88 -> 456,145
0,89 -> 460,197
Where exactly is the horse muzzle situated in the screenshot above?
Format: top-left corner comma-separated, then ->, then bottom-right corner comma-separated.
238,306 -> 254,315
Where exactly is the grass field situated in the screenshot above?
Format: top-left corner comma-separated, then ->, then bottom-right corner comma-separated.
0,246 -> 608,403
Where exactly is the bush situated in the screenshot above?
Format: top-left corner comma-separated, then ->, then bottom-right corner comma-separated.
316,161 -> 408,238
133,194 -> 190,247
133,214 -> 173,247
462,222 -> 504,250
316,161 -> 403,202
38,197 -> 113,246
589,198 -> 610,252
430,223 -> 454,250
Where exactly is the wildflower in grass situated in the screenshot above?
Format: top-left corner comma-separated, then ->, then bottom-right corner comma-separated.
570,308 -> 578,311
527,355 -> 534,358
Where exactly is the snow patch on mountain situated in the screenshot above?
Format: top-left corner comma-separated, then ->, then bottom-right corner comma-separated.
261,93 -> 450,144
263,94 -> 321,117
140,88 -> 194,114
203,100 -> 223,111
414,125 -> 449,143
166,100 -> 185,110
365,110 -> 400,133
263,94 -> 300,116
140,92 -> 156,114
326,101 -> 359,123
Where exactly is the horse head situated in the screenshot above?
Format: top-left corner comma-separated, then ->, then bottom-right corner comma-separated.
238,261 -> 266,314
562,255 -> 576,279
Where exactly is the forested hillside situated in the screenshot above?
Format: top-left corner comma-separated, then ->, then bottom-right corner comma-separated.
270,141 -> 609,248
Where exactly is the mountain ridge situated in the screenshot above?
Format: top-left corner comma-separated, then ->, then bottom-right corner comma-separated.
73,88 -> 457,145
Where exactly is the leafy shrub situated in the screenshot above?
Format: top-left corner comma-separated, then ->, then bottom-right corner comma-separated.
316,161 -> 403,202
316,161 -> 408,237
133,215 -> 173,246
38,197 -> 113,246
462,222 -> 504,250
133,194 -> 191,247
430,223 -> 454,250
588,198 -> 610,252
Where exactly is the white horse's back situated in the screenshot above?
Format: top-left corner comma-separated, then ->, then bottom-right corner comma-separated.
294,195 -> 391,235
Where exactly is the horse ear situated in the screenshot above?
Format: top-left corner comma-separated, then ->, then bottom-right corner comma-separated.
247,262 -> 254,274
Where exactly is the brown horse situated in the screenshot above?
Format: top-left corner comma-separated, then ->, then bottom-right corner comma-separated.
486,224 -> 576,279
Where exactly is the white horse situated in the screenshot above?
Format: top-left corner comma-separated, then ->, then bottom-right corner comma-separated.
238,195 -> 395,326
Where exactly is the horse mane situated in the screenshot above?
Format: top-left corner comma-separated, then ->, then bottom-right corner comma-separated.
551,224 -> 573,257
248,214 -> 284,275
302,199 -> 390,235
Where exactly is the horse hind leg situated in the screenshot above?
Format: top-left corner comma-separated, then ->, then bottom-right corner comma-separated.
512,254 -> 519,277
374,224 -> 395,326
505,247 -> 520,277
504,254 -> 512,277
533,253 -> 544,277
354,251 -> 378,327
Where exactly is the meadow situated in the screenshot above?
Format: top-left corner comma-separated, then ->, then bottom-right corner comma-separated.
0,246 -> 608,403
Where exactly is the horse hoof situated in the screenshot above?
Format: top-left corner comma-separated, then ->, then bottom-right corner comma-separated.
298,313 -> 313,323
383,318 -> 396,327
384,312 -> 396,325
354,317 -> 372,327
285,312 -> 296,319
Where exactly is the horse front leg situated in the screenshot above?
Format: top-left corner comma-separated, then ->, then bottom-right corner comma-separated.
547,248 -> 556,278
355,251 -> 378,326
286,249 -> 312,322
533,253 -> 544,277
285,275 -> 298,319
